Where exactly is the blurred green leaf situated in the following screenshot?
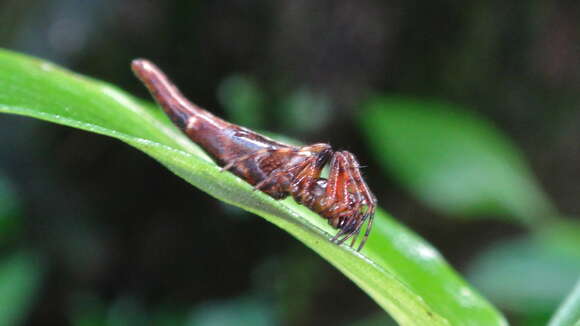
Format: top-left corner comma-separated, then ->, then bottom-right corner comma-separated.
252,250 -> 321,325
187,296 -> 276,326
0,49 -> 506,325
106,297 -> 149,326
279,88 -> 331,133
361,97 -> 555,223
0,252 -> 43,326
70,293 -> 107,326
536,220 -> 580,259
0,173 -> 21,242
71,294 -> 188,326
218,75 -> 265,129
466,234 -> 580,316
549,278 -> 580,326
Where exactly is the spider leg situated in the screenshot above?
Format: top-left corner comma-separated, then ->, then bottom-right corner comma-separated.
330,229 -> 347,243
322,152 -> 363,247
343,152 -> 377,251
336,156 -> 366,248
288,148 -> 332,206
252,161 -> 305,192
220,148 -> 278,172
329,151 -> 377,251
324,156 -> 346,244
252,168 -> 281,191
322,152 -> 349,216
358,211 -> 375,251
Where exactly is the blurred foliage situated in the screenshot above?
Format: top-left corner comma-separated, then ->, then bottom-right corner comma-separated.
218,75 -> 266,130
0,253 -> 43,326
186,296 -> 276,326
0,173 -> 21,242
0,173 -> 41,326
466,236 -> 580,317
360,97 -> 555,224
1,1 -> 579,325
278,89 -> 332,135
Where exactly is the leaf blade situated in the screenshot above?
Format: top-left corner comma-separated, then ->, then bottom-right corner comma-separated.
0,49 -> 506,326
361,96 -> 555,223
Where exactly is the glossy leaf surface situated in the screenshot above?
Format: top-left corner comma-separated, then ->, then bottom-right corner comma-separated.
0,49 -> 506,326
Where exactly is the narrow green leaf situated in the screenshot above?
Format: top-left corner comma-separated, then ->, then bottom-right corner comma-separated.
0,49 -> 506,325
361,97 -> 555,223
549,278 -> 580,326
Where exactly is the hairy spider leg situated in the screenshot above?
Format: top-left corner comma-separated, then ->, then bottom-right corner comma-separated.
330,151 -> 370,248
332,153 -> 366,247
332,151 -> 377,250
323,151 -> 376,250
220,148 -> 279,172
252,162 -> 304,192
289,149 -> 332,205
221,147 -> 321,193
319,152 -> 361,247
343,152 -> 376,251
336,151 -> 366,248
253,144 -> 331,199
323,152 -> 349,219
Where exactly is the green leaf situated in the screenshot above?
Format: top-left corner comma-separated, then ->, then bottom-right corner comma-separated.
361,96 -> 555,224
0,49 -> 506,325
549,278 -> 580,326
0,252 -> 43,326
466,235 -> 580,316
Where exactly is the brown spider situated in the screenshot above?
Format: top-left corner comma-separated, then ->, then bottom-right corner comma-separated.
132,59 -> 377,251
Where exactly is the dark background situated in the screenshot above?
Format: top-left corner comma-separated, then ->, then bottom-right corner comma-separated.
1,1 -> 579,325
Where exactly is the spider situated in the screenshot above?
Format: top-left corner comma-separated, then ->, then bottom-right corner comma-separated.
132,59 -> 377,251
